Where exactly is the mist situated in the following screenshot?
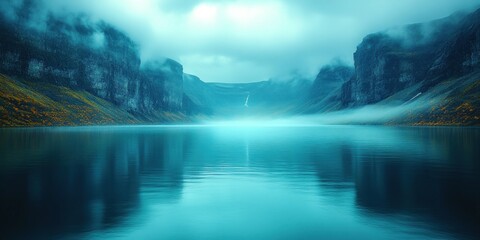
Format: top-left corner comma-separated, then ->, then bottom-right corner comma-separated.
2,0 -> 478,83
203,99 -> 431,126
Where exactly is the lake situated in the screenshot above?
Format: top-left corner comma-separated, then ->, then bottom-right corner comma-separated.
0,125 -> 479,239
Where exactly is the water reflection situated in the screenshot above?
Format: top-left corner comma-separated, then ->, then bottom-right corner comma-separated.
351,128 -> 480,239
0,126 -> 479,239
0,127 -> 186,239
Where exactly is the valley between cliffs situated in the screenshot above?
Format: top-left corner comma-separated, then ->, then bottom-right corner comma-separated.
1,6 -> 479,126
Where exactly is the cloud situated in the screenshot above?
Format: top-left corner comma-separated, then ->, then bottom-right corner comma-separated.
5,0 -> 480,82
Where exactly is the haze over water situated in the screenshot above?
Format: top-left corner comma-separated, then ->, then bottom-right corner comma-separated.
0,125 -> 479,239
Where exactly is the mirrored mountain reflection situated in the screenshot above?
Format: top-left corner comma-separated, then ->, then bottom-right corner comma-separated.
0,127 -> 187,239
0,126 -> 479,239
306,127 -> 480,239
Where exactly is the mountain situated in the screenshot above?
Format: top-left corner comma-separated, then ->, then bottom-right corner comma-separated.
342,12 -> 466,106
184,74 -> 311,119
298,64 -> 354,113
308,8 -> 480,125
0,4 -> 187,126
1,1 -> 479,126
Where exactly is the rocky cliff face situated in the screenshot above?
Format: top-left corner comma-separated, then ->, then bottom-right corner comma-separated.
299,64 -> 354,113
424,9 -> 480,87
348,33 -> 431,105
0,9 -> 184,118
341,10 -> 478,106
310,64 -> 353,101
305,8 -> 480,125
139,59 -> 184,114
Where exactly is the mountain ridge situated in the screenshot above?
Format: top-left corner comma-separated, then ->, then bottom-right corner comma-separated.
299,8 -> 480,125
0,7 -> 188,124
1,4 -> 479,126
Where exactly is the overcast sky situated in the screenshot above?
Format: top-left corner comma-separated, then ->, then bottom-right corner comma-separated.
25,0 -> 480,82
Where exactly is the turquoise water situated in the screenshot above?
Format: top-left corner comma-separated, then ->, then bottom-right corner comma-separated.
0,125 -> 479,239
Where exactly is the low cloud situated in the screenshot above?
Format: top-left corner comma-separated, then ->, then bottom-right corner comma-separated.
205,98 -> 434,126
3,0 -> 479,82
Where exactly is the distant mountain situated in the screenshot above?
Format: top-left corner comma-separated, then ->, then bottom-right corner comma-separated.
297,64 -> 354,113
184,74 -> 311,119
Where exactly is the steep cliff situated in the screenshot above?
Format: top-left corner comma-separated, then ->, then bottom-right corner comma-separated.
303,64 -> 354,112
0,7 -> 184,124
336,9 -> 477,107
310,64 -> 354,100
424,9 -> 480,88
307,9 -> 480,125
139,59 -> 184,114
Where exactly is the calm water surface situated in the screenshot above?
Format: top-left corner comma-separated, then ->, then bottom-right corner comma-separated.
0,125 -> 479,239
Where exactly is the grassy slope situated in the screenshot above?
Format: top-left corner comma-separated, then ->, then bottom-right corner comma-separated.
0,74 -> 141,127
383,71 -> 480,126
2,70 -> 478,126
413,75 -> 480,126
296,71 -> 480,126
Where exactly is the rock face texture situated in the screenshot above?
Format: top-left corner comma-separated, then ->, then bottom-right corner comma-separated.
424,10 -> 480,86
310,64 -> 353,101
339,9 -> 480,107
347,33 -> 432,105
0,9 -> 184,118
305,8 -> 480,125
298,64 -> 354,113
139,59 -> 184,114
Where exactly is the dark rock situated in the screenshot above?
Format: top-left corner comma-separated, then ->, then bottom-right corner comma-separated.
423,9 -> 480,90
341,10 -> 476,107
0,9 -> 185,119
310,64 -> 353,101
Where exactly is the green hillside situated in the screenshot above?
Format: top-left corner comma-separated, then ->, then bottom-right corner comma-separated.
385,72 -> 480,126
413,75 -> 480,126
0,74 -> 141,126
